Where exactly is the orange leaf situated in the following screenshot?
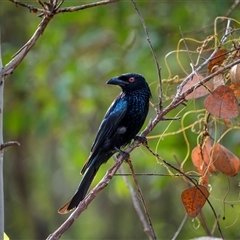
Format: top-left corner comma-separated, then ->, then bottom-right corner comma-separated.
211,143 -> 240,176
192,139 -> 216,187
208,49 -> 227,73
204,85 -> 239,119
191,147 -> 207,174
181,74 -> 213,100
181,185 -> 209,218
192,146 -> 207,174
192,144 -> 216,175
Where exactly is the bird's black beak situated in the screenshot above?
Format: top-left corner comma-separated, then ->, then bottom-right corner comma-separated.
107,77 -> 129,86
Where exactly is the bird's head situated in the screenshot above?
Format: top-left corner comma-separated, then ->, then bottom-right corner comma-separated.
107,73 -> 151,95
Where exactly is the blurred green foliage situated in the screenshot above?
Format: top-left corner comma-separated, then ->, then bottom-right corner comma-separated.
1,0 -> 240,239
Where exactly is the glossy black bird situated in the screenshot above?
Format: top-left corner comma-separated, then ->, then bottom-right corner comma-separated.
58,73 -> 151,214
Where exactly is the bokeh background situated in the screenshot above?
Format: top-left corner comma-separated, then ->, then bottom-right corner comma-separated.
1,1 -> 240,239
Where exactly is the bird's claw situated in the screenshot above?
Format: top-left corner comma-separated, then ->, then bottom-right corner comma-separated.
115,147 -> 129,160
134,135 -> 148,146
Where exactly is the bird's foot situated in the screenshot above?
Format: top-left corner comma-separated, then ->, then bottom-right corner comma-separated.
115,147 -> 129,160
134,135 -> 148,146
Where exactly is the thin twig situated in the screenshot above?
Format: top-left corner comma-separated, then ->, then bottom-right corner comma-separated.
9,0 -> 44,13
225,0 -> 240,17
114,173 -> 200,177
127,159 -> 157,240
199,211 -> 212,236
171,214 -> 188,240
0,141 -> 20,150
130,0 -> 163,111
179,26 -> 195,68
56,0 -> 119,14
220,19 -> 231,44
118,163 -> 154,240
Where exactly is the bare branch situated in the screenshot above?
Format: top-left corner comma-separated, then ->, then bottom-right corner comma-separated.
0,141 -> 20,150
2,16 -> 52,77
171,214 -> 188,240
115,173 -> 199,177
225,0 -> 240,17
8,0 -> 44,14
56,0 -> 119,14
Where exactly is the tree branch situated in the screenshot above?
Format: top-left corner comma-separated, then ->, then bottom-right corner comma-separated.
2,15 -> 52,76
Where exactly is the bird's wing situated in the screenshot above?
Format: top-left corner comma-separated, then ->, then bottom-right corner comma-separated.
80,95 -> 127,174
91,96 -> 127,154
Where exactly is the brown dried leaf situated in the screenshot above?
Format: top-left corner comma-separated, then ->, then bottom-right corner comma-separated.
204,85 -> 239,119
211,143 -> 240,176
192,138 -> 216,187
192,145 -> 215,175
182,74 -> 213,100
181,185 -> 209,218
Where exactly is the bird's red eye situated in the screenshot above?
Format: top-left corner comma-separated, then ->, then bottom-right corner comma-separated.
129,77 -> 135,83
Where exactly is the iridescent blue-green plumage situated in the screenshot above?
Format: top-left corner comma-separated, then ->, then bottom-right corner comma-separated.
58,73 -> 151,214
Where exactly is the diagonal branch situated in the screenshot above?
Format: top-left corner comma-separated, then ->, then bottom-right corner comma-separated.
2,16 -> 52,76
46,141 -> 141,240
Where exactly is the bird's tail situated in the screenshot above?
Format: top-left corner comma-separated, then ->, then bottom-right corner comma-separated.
58,158 -> 101,214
